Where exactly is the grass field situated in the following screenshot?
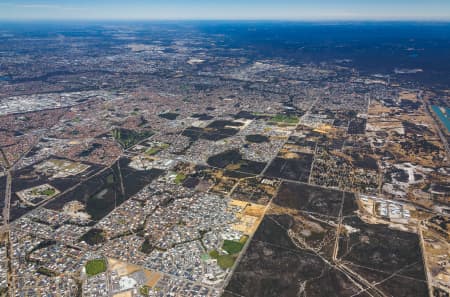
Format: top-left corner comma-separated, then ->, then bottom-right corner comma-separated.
209,241 -> 246,270
140,286 -> 150,296
146,143 -> 169,155
270,114 -> 299,125
39,188 -> 56,196
222,240 -> 245,254
217,254 -> 236,269
209,249 -> 236,269
146,147 -> 161,155
174,173 -> 187,184
85,259 -> 107,276
112,128 -> 154,149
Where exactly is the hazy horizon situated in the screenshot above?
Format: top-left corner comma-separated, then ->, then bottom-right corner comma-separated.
0,0 -> 449,21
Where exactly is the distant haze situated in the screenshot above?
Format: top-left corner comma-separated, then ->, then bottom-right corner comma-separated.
0,0 -> 450,21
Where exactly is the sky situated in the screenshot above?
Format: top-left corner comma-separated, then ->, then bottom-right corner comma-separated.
0,0 -> 449,21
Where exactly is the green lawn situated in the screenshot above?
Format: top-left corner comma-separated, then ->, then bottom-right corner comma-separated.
85,259 -> 107,276
39,188 -> 56,196
209,250 -> 219,259
146,143 -> 169,155
270,114 -> 299,125
209,249 -> 237,269
222,240 -> 245,254
146,147 -> 161,155
112,128 -> 154,149
31,187 -> 56,197
207,237 -> 250,270
201,253 -> 211,261
139,286 -> 150,296
174,173 -> 187,184
217,254 -> 236,269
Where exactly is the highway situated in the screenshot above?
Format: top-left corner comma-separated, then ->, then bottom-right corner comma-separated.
1,149 -> 13,297
3,172 -> 11,229
418,224 -> 435,297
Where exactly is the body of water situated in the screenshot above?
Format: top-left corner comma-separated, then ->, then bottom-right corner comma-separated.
431,105 -> 450,132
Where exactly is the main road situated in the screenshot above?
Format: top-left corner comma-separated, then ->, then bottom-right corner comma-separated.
1,149 -> 14,297
2,172 -> 11,229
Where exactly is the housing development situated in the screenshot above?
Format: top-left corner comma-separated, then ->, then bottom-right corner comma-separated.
0,23 -> 449,297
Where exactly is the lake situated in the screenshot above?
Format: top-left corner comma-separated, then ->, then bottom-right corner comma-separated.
431,105 -> 450,133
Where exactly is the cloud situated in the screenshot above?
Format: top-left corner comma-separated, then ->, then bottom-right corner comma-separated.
16,4 -> 61,8
3,2 -> 86,11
